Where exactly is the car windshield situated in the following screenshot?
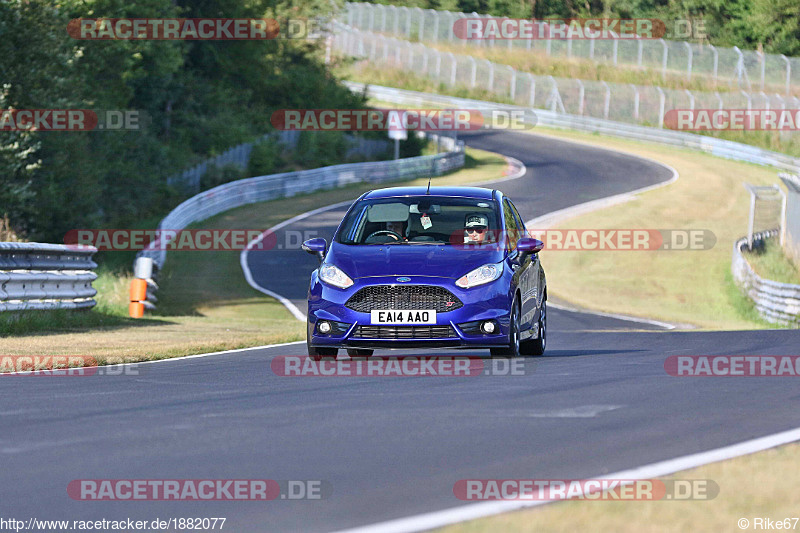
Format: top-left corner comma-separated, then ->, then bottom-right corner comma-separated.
336,196 -> 500,245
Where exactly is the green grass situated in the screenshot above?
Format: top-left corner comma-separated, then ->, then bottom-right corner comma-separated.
336,61 -> 800,158
743,237 -> 800,285
0,146 -> 507,362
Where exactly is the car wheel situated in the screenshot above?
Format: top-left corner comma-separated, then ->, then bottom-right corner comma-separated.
521,298 -> 546,356
347,349 -> 373,357
491,298 -> 521,358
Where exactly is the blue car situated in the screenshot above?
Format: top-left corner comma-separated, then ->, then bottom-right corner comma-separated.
302,186 -> 547,359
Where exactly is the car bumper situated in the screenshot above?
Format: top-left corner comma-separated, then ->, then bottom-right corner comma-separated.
307,274 -> 513,350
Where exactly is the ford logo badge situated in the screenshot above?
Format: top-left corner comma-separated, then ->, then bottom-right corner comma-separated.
396,277 -> 411,282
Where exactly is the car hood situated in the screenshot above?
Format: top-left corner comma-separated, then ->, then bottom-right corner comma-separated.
326,242 -> 505,279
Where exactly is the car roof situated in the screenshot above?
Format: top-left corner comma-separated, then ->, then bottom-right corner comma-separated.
362,186 -> 496,200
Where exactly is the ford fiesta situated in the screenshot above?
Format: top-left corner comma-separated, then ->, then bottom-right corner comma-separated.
302,186 -> 547,359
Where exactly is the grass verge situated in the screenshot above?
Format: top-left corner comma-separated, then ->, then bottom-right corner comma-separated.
363,84 -> 787,329
0,147 -> 507,363
337,62 -> 800,158
436,441 -> 800,533
743,237 -> 800,285
518,126 -> 786,330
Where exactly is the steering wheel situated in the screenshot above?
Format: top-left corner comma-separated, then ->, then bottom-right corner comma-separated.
366,230 -> 402,242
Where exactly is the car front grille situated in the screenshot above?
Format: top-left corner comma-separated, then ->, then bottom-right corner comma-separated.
345,285 -> 463,313
352,325 -> 457,339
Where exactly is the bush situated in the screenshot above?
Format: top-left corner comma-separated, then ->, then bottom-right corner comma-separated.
248,138 -> 286,177
200,164 -> 246,191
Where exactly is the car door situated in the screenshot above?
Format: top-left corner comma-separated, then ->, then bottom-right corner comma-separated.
507,198 -> 539,329
503,198 -> 534,329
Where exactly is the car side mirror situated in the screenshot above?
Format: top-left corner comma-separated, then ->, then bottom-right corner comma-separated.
516,237 -> 544,258
302,238 -> 327,264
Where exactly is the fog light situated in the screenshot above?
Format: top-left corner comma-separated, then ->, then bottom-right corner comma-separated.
318,321 -> 332,334
481,321 -> 496,334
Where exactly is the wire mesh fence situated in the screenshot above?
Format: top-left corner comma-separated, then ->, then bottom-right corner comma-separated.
344,2 -> 800,96
334,23 -> 800,133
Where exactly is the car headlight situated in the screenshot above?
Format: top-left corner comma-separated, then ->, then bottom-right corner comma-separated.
319,264 -> 354,289
455,263 -> 503,289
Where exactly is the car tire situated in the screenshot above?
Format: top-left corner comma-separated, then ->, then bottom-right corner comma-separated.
521,298 -> 546,356
347,349 -> 373,357
491,298 -> 521,358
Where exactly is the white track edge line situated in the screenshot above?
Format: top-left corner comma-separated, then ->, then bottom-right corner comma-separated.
0,340 -> 306,376
330,425 -> 800,533
240,200 -> 356,322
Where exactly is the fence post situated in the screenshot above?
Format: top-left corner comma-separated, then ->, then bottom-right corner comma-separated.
469,56 -> 477,87
508,66 -> 516,101
414,7 -> 424,40
602,81 -> 610,119
429,9 -> 439,42
685,89 -> 695,111
741,90 -> 752,111
657,87 -> 665,128
485,60 -> 494,92
660,39 -> 668,80
684,41 -> 693,80
528,73 -> 536,107
449,53 -> 457,86
577,80 -> 585,115
782,55 -> 791,96
709,44 -> 718,82
637,40 -> 643,67
631,84 -> 639,120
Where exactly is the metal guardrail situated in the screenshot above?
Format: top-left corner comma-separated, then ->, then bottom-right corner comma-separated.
732,230 -> 800,324
133,133 -> 464,312
348,82 -> 800,175
0,243 -> 98,312
168,130 -> 392,195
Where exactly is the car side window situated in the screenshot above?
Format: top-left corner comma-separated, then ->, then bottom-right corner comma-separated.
503,199 -> 519,252
508,200 -> 526,233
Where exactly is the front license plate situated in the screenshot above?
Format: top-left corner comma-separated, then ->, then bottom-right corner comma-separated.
370,310 -> 437,325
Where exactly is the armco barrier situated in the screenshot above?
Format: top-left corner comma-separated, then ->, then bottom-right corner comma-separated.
343,82 -> 800,175
132,133 -> 464,314
732,230 -> 800,324
0,243 -> 98,312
